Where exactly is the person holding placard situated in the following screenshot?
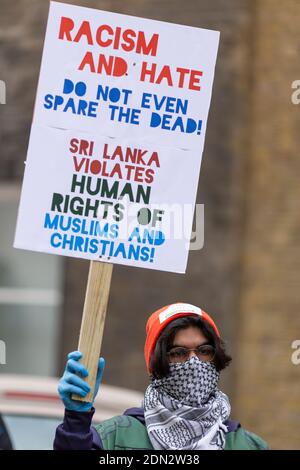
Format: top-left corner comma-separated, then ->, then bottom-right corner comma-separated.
54,302 -> 268,450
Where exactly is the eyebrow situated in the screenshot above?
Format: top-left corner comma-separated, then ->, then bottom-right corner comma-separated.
171,341 -> 210,349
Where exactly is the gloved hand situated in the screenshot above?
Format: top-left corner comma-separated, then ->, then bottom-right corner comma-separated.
58,350 -> 105,412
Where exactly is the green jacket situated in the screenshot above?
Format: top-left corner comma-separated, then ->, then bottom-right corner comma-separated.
95,415 -> 269,451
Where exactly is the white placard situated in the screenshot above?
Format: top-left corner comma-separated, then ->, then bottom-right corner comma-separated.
14,1 -> 220,273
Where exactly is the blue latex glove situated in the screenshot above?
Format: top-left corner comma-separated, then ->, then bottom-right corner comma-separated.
58,350 -> 105,412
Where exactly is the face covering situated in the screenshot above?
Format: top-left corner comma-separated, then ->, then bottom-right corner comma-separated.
143,356 -> 231,450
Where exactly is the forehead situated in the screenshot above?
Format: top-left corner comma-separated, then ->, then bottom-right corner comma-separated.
172,326 -> 208,347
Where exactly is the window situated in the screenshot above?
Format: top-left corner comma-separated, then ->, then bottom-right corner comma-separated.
0,184 -> 63,376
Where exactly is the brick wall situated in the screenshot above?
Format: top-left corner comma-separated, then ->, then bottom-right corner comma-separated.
235,0 -> 300,450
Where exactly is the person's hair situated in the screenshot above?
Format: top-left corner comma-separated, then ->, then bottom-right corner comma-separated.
149,316 -> 232,379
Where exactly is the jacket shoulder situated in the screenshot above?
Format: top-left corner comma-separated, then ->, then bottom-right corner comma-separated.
95,415 -> 152,450
225,426 -> 269,450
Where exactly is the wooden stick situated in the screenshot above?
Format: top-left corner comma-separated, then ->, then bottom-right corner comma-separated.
72,260 -> 113,402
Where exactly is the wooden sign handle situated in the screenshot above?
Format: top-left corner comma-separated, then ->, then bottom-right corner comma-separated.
72,260 -> 113,403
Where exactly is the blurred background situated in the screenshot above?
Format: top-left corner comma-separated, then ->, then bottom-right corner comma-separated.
0,0 -> 300,450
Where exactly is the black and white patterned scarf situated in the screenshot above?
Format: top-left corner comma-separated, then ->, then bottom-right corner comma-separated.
143,356 -> 231,450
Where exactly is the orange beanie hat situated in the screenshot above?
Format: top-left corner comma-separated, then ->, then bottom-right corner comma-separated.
144,302 -> 220,374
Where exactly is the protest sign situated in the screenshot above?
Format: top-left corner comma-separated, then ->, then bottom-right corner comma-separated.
14,1 -> 220,274
14,1 -> 220,399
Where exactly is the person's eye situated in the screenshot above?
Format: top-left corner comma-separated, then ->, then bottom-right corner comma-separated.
198,346 -> 213,355
170,348 -> 186,357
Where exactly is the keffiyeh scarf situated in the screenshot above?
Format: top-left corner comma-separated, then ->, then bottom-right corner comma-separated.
143,356 -> 231,450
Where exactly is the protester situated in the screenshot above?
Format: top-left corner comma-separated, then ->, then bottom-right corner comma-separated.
54,302 -> 268,450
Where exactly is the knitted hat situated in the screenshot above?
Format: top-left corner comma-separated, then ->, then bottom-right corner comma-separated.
144,302 -> 220,373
